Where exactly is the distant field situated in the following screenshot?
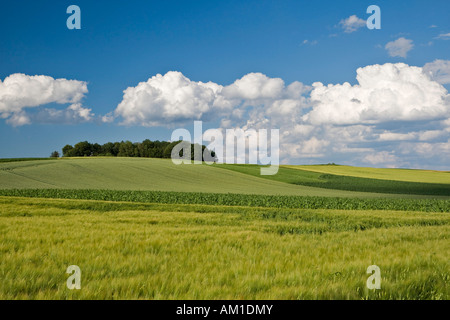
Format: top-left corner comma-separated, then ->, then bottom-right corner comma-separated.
285,165 -> 450,184
0,157 -> 429,198
0,196 -> 448,299
219,164 -> 450,197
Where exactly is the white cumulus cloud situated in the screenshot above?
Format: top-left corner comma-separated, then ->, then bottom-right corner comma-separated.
363,151 -> 398,167
0,73 -> 89,126
304,63 -> 449,125
385,37 -> 414,58
221,73 -> 285,101
111,64 -> 450,168
115,71 -> 223,127
114,71 -> 311,128
423,59 -> 450,84
339,15 -> 366,33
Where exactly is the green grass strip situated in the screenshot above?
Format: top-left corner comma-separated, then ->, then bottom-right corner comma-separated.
0,158 -> 55,163
218,164 -> 450,196
0,189 -> 449,212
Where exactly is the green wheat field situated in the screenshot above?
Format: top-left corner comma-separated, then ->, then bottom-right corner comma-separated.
0,158 -> 449,299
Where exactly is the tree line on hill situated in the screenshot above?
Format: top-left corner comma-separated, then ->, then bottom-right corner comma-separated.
60,140 -> 217,161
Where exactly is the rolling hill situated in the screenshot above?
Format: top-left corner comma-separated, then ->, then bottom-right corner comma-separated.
0,157 -> 449,198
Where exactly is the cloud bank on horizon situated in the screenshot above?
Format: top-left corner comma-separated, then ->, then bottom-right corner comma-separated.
2,61 -> 449,169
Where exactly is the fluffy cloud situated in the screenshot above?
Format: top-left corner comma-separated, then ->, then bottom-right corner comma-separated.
112,64 -> 450,168
0,73 -> 89,126
304,63 -> 449,125
225,64 -> 449,167
339,15 -> 366,33
423,59 -> 450,84
223,73 -> 311,129
3,65 -> 449,168
115,71 -> 222,127
297,64 -> 450,167
114,71 -> 310,127
398,139 -> 450,163
221,73 -> 285,100
385,37 -> 414,58
363,151 -> 398,166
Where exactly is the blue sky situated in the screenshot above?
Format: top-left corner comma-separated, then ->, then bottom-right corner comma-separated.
1,0 -> 449,169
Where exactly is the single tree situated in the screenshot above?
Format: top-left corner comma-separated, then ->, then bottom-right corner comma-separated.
62,144 -> 74,157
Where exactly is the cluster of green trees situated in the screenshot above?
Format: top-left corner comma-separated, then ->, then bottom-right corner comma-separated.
61,140 -> 216,161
